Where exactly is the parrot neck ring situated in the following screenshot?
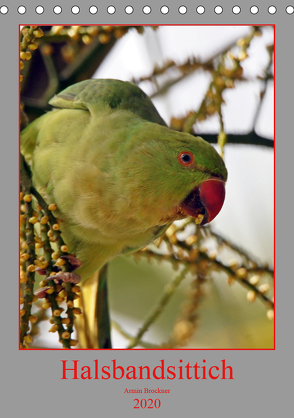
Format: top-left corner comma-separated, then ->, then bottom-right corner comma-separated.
177,177 -> 226,226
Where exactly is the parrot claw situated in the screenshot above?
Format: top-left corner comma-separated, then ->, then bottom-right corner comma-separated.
46,272 -> 81,284
59,255 -> 82,272
34,286 -> 51,298
35,267 -> 47,276
35,265 -> 62,275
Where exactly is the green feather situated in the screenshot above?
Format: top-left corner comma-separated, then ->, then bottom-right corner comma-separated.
21,79 -> 227,281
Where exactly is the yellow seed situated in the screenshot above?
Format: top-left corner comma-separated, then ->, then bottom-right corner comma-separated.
29,315 -> 38,323
185,235 -> 197,246
20,309 -> 26,316
72,285 -> 81,293
20,204 -> 26,212
48,203 -> 57,211
195,214 -> 204,225
72,308 -> 82,315
82,34 -> 92,45
47,230 -> 54,237
28,42 -> 38,50
21,242 -> 28,251
46,287 -> 55,294
41,302 -> 52,309
23,194 -> 32,202
39,280 -> 47,287
114,28 -> 125,39
236,267 -> 248,279
21,253 -> 30,261
62,331 -> 71,339
55,258 -> 66,266
267,309 -> 274,320
67,300 -> 74,309
166,224 -> 177,237
58,290 -> 68,299
27,264 -> 36,272
51,251 -> 60,260
49,316 -> 55,324
35,242 -> 44,249
49,272 -> 56,277
209,251 -> 217,260
33,28 -> 44,38
36,204 -> 42,211
20,276 -> 28,283
24,335 -> 33,343
55,297 -> 64,304
61,245 -> 68,252
40,216 -> 49,224
70,339 -> 78,346
54,309 -> 62,317
61,318 -> 71,325
20,51 -> 27,60
73,294 -> 80,300
238,51 -> 248,61
20,270 -> 26,278
247,290 -> 256,302
249,275 -> 260,285
29,216 -> 38,224
49,324 -> 59,333
259,283 -> 270,294
22,27 -> 30,35
98,33 -> 111,44
20,192 -> 24,200
236,38 -> 248,47
102,25 -> 113,32
52,224 -> 60,231
20,297 -> 25,304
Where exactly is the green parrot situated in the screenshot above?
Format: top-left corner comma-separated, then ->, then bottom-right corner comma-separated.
21,79 -> 227,348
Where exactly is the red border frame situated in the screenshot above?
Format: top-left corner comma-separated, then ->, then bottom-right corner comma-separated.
19,23 -> 275,350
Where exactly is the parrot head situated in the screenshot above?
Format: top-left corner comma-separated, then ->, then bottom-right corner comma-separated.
116,120 -> 227,228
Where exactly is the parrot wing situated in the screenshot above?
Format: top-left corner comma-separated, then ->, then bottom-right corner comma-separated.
49,78 -> 167,126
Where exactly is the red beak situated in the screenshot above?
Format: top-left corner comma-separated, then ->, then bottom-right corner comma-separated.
179,178 -> 226,225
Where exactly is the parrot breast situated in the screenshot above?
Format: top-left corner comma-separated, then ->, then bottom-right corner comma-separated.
178,178 -> 226,225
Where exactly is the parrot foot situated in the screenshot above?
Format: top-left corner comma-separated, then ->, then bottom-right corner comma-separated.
46,272 -> 81,284
34,286 -> 51,299
59,254 -> 82,272
34,273 -> 81,299
35,265 -> 62,276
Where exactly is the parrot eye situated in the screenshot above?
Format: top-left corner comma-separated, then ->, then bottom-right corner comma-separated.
178,151 -> 194,167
